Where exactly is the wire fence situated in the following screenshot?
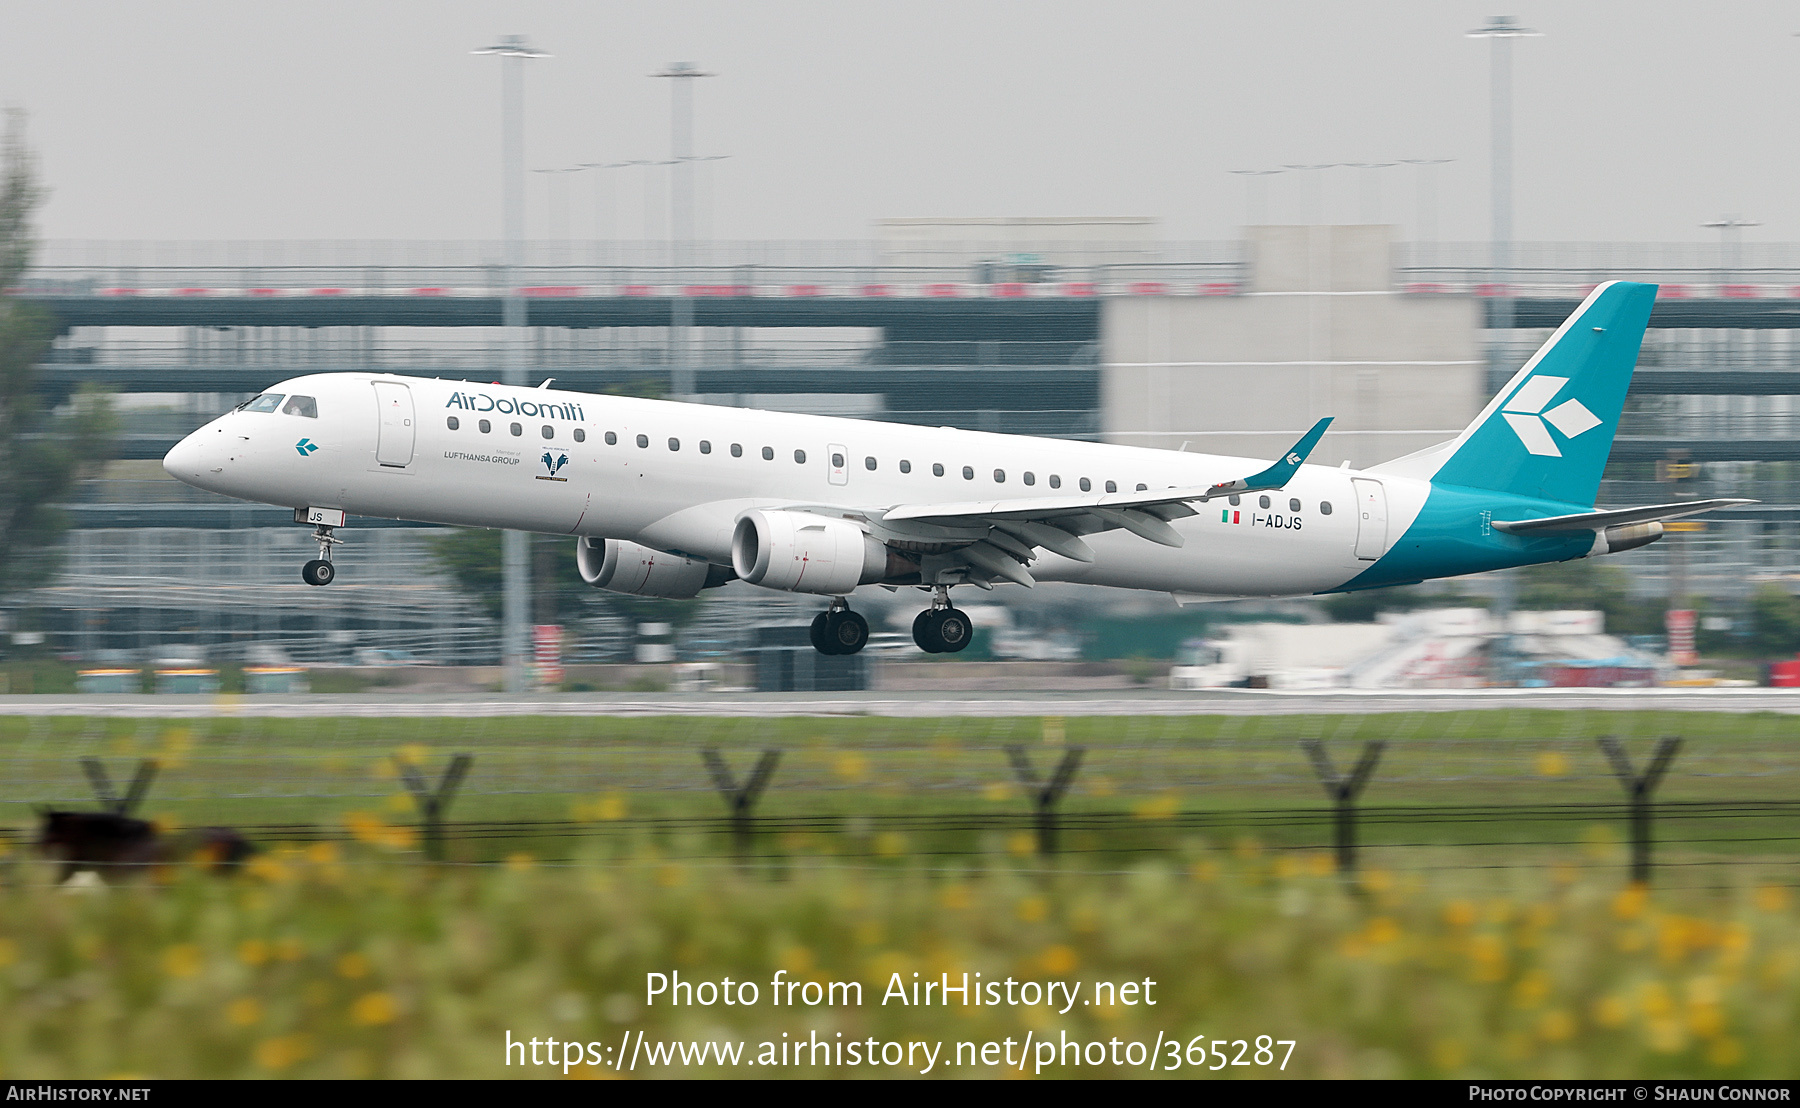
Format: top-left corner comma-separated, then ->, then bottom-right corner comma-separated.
5,710 -> 1798,883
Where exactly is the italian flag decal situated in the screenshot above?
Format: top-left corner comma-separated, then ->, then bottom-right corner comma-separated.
1220,510 -> 1240,524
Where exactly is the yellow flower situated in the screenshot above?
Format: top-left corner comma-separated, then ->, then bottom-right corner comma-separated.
226,998 -> 263,1027
1536,751 -> 1569,777
1593,995 -> 1629,1028
983,782 -> 1015,802
1006,832 -> 1036,857
1754,885 -> 1789,914
1707,1038 -> 1744,1067
1613,884 -> 1649,921
1366,917 -> 1401,945
1432,1039 -> 1466,1071
350,991 -> 398,1026
1132,792 -> 1180,821
834,753 -> 868,783
937,884 -> 971,911
874,832 -> 906,857
1015,897 -> 1047,924
507,853 -> 538,873
238,939 -> 269,966
1539,1009 -> 1575,1042
275,937 -> 304,962
337,953 -> 370,980
255,1034 -> 312,1071
0,938 -> 16,968
595,793 -> 627,821
1512,971 -> 1551,1009
163,944 -> 203,978
1443,901 -> 1478,929
1040,944 -> 1078,975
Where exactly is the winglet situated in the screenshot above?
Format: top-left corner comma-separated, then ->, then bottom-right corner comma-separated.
1203,417 -> 1333,500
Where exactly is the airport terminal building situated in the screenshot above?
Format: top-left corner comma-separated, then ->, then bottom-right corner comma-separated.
15,222 -> 1799,662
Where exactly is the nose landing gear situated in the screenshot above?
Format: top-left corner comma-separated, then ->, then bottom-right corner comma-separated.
809,597 -> 870,655
301,523 -> 343,587
911,585 -> 972,654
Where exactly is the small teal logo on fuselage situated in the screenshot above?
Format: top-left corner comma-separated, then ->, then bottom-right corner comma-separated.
537,451 -> 569,482
295,438 -> 318,456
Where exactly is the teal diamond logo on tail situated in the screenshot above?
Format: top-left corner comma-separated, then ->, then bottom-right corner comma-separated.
295,438 -> 318,456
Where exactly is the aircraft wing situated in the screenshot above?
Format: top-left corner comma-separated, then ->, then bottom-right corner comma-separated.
1490,498 -> 1755,534
860,420 -> 1335,587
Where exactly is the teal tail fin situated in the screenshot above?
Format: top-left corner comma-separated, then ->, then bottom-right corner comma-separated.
1422,280 -> 1656,507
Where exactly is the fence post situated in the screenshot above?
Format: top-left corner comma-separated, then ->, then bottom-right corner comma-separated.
1301,740 -> 1385,873
400,754 -> 473,863
79,758 -> 160,816
1004,744 -> 1086,854
1596,736 -> 1681,885
700,749 -> 782,838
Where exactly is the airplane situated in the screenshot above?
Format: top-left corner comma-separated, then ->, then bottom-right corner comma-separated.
162,280 -> 1748,657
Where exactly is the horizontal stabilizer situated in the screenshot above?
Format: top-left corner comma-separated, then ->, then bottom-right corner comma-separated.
1491,498 -> 1755,534
1203,417 -> 1333,500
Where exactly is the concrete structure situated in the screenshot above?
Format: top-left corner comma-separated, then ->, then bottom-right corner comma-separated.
1101,226 -> 1482,467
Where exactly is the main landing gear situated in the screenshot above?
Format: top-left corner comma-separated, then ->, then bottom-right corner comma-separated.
301,523 -> 344,587
810,597 -> 869,656
911,586 -> 972,654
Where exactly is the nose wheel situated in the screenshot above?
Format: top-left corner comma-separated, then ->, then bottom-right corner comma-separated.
809,599 -> 869,655
301,524 -> 344,587
911,586 -> 973,654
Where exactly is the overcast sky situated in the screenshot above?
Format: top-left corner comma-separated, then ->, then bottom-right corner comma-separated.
5,1 -> 1798,245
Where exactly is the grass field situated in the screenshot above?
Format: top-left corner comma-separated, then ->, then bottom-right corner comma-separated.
1,710 -> 1797,1078
2,710 -> 1797,873
0,843 -> 1796,1078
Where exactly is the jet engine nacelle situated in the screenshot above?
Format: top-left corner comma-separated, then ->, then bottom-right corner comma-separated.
576,537 -> 730,599
731,510 -> 903,595
1588,520 -> 1663,557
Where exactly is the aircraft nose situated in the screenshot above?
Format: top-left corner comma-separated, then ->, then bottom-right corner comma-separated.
162,427 -> 219,486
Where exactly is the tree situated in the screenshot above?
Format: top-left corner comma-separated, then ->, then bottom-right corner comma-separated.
0,110 -> 116,595
1748,583 -> 1800,657
426,528 -> 700,629
1513,558 -> 1659,636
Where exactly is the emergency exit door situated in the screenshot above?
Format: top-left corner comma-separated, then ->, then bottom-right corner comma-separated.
373,381 -> 415,467
1351,478 -> 1389,561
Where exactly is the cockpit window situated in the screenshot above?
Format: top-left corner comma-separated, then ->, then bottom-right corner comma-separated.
238,393 -> 283,413
281,395 -> 318,418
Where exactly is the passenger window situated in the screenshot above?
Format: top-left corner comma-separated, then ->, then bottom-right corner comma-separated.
1023,472 -> 1035,486
1289,498 -> 1302,512
573,428 -> 586,443
669,438 -> 681,451
604,431 -> 616,445
637,434 -> 649,448
282,395 -> 318,418
731,443 -> 743,457
542,425 -> 555,440
510,422 -> 522,437
446,416 -> 460,431
962,466 -> 974,480
1079,478 -> 1091,492
1136,483 -> 1147,492
1259,495 -> 1271,509
239,393 -> 283,413
932,463 -> 945,477
1105,480 -> 1117,493
762,446 -> 774,460
480,419 -> 492,434
900,460 -> 912,473
831,452 -> 845,467
864,456 -> 876,470
993,469 -> 1005,483
1321,502 -> 1333,515
1049,475 -> 1061,489
794,449 -> 806,464
1229,494 -> 1240,506
700,440 -> 711,454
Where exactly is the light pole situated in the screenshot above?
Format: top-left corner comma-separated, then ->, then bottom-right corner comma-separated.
474,33 -> 548,695
1348,163 -> 1397,224
1283,164 -> 1344,225
654,62 -> 716,397
533,166 -> 584,261
1702,215 -> 1760,287
1468,15 -> 1540,686
1227,169 -> 1285,227
1399,158 -> 1454,248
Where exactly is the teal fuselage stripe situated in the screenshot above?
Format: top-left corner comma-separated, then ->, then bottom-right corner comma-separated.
1327,482 -> 1596,594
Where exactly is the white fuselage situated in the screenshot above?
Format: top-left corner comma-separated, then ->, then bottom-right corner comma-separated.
162,372 -> 1429,598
